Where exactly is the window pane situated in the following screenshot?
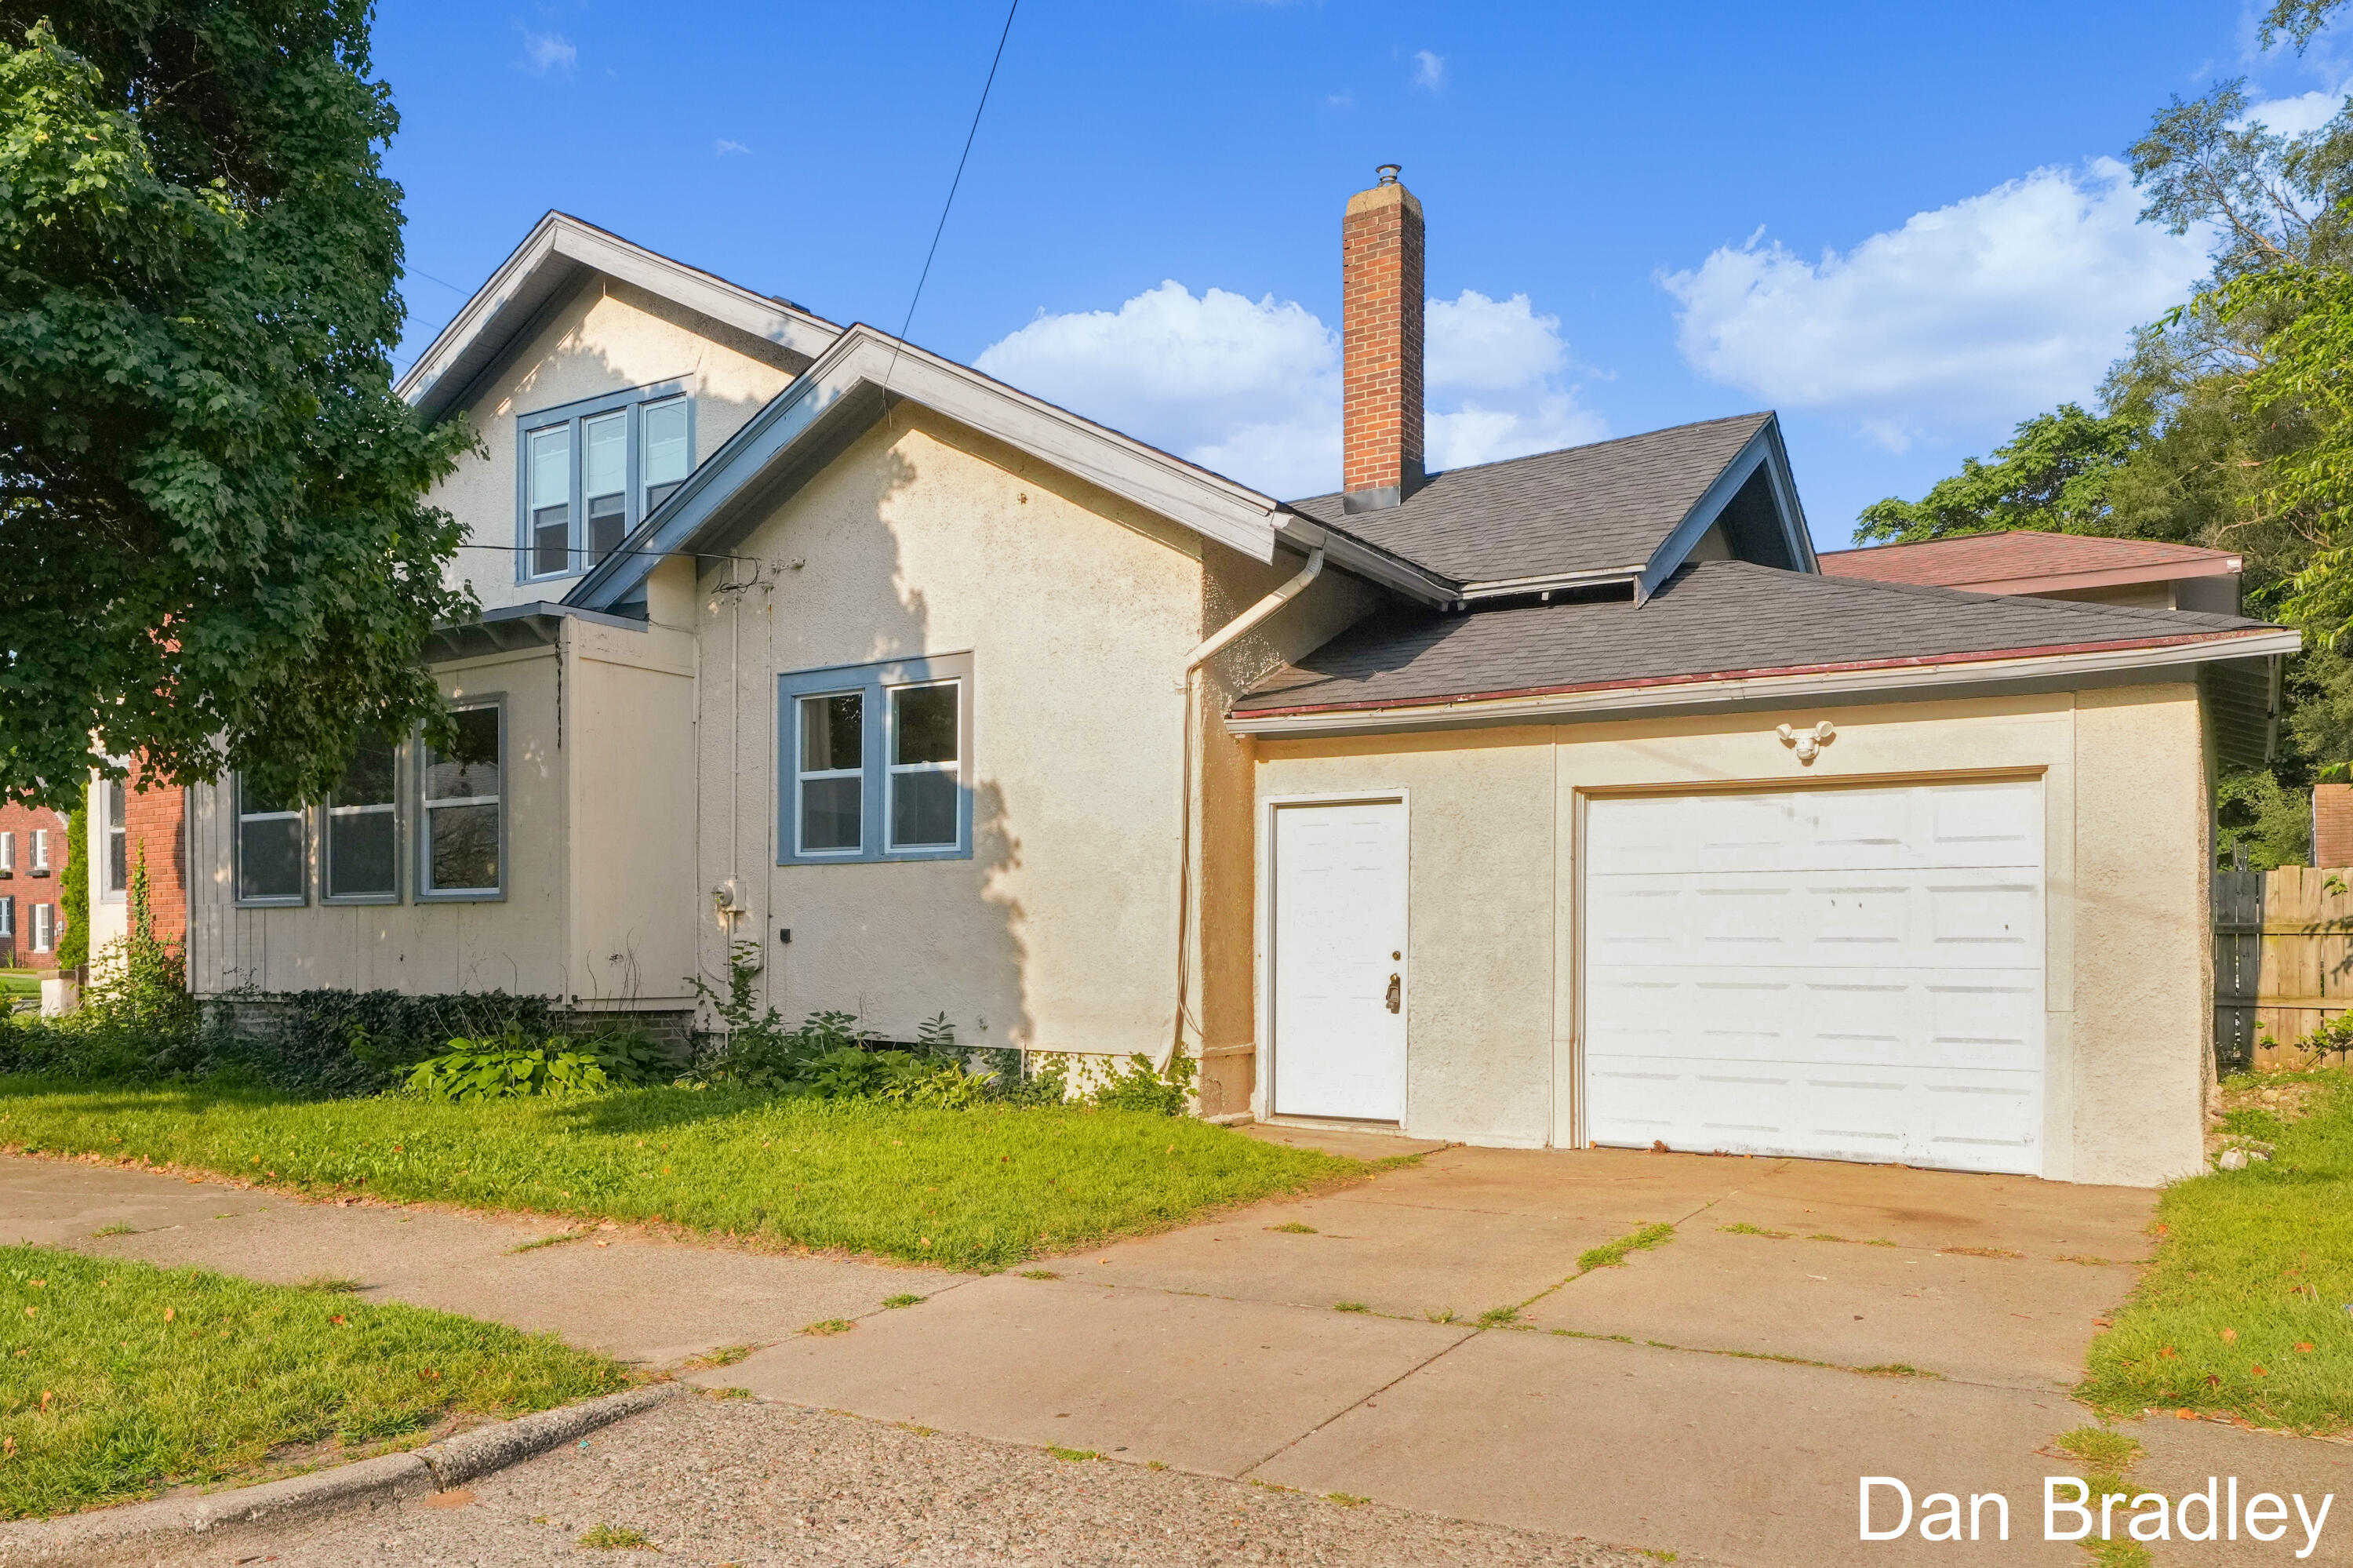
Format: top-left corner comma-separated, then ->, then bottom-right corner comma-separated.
893,684 -> 958,765
105,778 -> 127,893
587,493 -> 627,561
533,508 -> 569,575
238,816 -> 304,900
329,810 -> 397,898
428,804 -> 499,891
337,733 -> 397,807
800,777 -> 861,852
426,708 -> 500,801
799,693 -> 861,773
892,769 -> 958,849
583,410 -> 626,499
642,398 -> 689,501
527,426 -> 570,508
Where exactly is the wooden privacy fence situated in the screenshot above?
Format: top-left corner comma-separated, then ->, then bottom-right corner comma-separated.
2215,866 -> 2353,1069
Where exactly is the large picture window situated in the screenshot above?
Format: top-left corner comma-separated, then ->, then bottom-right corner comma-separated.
420,702 -> 504,898
515,384 -> 693,583
235,777 -> 307,904
778,655 -> 972,865
325,731 -> 399,901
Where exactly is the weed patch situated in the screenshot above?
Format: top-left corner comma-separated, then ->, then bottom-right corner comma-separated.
1577,1222 -> 1675,1274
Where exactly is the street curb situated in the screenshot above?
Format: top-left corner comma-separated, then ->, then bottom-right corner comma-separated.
0,1383 -> 681,1565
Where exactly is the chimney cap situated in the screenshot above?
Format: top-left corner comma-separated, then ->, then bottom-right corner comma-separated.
1375,163 -> 1402,185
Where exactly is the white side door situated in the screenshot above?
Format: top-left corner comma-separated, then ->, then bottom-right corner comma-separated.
1271,799 -> 1408,1121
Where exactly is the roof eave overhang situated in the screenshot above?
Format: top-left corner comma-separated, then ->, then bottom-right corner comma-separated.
1227,628 -> 2303,737
568,326 -> 1285,611
1273,512 -> 1457,605
1942,558 -> 2244,595
1634,414 -> 1817,602
420,600 -> 648,664
395,213 -> 842,420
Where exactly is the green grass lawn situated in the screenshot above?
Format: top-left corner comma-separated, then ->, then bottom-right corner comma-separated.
1,1245 -> 627,1519
2080,1068 -> 2353,1434
0,971 -> 37,1000
0,1079 -> 1362,1268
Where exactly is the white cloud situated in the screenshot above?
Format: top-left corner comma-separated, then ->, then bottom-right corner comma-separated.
1662,157 -> 2209,450
2244,83 -> 2350,136
520,29 -> 576,75
974,282 -> 1602,498
1412,49 -> 1446,92
714,138 -> 751,157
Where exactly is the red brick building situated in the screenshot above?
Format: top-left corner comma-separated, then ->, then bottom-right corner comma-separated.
0,798 -> 69,968
89,756 -> 190,958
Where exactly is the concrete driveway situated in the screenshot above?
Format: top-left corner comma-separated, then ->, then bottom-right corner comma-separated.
690,1130 -> 2197,1567
13,1133 -> 2345,1566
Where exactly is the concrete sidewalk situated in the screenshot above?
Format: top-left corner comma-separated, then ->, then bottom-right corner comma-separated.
9,1137 -> 2348,1566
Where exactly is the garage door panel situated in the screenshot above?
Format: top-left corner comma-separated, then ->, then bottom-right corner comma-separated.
1587,870 -> 2040,970
1583,781 -> 2044,1176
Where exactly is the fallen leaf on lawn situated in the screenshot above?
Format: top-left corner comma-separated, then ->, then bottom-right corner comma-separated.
2297,1342 -> 2316,1352
27,1280 -> 42,1289
162,1308 -> 174,1322
2159,1346 -> 2179,1359
2177,1408 -> 2198,1420
20,1307 -> 31,1319
329,1315 -> 346,1325
2220,1327 -> 2238,1343
2205,1373 -> 2220,1388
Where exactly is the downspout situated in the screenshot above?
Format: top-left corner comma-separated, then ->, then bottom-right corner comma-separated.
1166,546 -> 1326,1074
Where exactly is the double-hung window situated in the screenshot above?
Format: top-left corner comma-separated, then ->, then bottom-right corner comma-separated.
101,777 -> 127,900
0,830 -> 12,875
235,778 -> 307,904
30,828 -> 49,875
420,702 -> 504,899
31,902 -> 53,954
324,731 -> 399,901
778,655 -> 972,864
515,384 -> 693,584
0,895 -> 13,940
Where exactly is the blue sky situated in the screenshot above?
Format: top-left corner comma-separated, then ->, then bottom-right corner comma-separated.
377,0 -> 2351,546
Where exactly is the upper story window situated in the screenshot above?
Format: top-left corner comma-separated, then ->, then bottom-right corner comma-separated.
0,830 -> 12,875
515,384 -> 693,584
778,654 -> 973,865
29,828 -> 49,875
101,777 -> 127,900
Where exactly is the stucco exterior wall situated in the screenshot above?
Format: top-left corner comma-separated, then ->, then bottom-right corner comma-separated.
1251,683 -> 2211,1186
434,279 -> 801,613
696,407 -> 1213,1059
187,646 -> 570,998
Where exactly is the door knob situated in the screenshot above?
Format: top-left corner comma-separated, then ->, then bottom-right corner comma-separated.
1385,973 -> 1402,1013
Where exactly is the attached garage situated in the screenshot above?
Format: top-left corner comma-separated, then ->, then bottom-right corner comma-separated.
1581,780 -> 2045,1174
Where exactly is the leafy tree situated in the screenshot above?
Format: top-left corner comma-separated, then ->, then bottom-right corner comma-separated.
1853,404 -> 2151,544
0,4 -> 474,814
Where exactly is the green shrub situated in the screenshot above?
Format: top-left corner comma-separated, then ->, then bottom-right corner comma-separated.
56,801 -> 87,970
1089,1050 -> 1197,1116
406,1031 -> 616,1101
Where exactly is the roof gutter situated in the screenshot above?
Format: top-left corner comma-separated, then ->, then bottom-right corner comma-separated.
1227,627 -> 2304,737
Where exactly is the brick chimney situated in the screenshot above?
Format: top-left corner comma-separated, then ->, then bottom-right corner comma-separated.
1341,164 -> 1425,513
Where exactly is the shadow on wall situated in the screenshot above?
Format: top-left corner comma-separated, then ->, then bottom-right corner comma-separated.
703,424 -> 1042,1061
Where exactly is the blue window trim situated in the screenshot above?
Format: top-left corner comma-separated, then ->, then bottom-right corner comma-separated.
777,653 -> 974,866
232,774 -> 310,908
513,380 -> 694,585
318,734 -> 405,907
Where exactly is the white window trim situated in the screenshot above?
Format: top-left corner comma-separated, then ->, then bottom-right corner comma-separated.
99,774 -> 128,903
794,689 -> 868,859
31,901 -> 53,955
885,678 -> 964,853
416,697 -> 507,902
0,829 -> 13,875
30,828 -> 49,875
0,894 -> 13,940
234,777 -> 309,908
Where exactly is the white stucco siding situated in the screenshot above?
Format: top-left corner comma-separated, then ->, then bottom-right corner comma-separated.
1253,684 -> 2212,1187
186,646 -> 570,999
432,280 -> 800,614
697,410 -> 1206,1056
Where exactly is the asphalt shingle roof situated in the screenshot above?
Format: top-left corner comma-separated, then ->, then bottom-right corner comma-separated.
1283,413 -> 1773,585
1817,529 -> 2239,588
1233,559 -> 2278,715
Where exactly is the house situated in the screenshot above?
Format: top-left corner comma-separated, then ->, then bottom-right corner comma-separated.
0,799 -> 67,970
184,173 -> 2296,1186
1819,529 -> 2243,613
78,759 -> 191,964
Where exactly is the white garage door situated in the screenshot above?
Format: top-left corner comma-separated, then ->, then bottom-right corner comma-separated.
1582,780 -> 2044,1174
